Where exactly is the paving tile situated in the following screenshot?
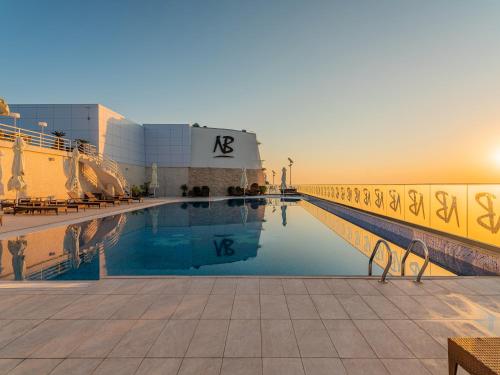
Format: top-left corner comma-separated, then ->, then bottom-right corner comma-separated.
60,294 -> 132,320
384,319 -> 447,358
420,358 -> 469,375
49,358 -> 102,375
412,295 -> 462,319
263,358 -> 304,375
221,358 -> 262,375
212,278 -> 237,294
7,359 -> 62,375
325,279 -> 356,295
323,320 -> 376,359
261,294 -> 289,319
436,294 -> 486,320
367,280 -> 406,296
0,320 -> 41,350
354,319 -> 413,358
92,358 -> 141,375
292,320 -> 337,357
112,279 -> 148,294
261,320 -> 300,357
302,358 -> 346,375
386,295 -> 432,319
225,319 -> 261,357
434,279 -> 476,295
202,294 -> 234,319
171,294 -> 208,319
135,358 -> 182,375
304,279 -> 331,294
178,358 -> 222,375
341,359 -> 389,375
185,319 -> 229,357
163,279 -> 191,295
85,279 -> 125,294
109,319 -> 166,357
361,295 -> 407,319
111,294 -> 156,319
50,295 -> 107,319
0,358 -> 22,375
0,295 -> 31,315
311,295 -> 349,319
232,294 -> 260,319
286,295 -> 320,319
346,279 -> 381,296
141,294 -> 183,319
31,320 -> 100,358
236,279 -> 260,294
148,319 -> 198,357
141,279 -> 170,294
337,295 -> 378,319
260,279 -> 284,294
282,279 -> 308,294
0,294 -> 79,319
382,359 -> 432,375
187,278 -> 215,294
390,280 -> 429,296
415,320 -> 491,348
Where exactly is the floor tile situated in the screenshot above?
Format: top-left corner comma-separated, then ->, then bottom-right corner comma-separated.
225,319 -> 261,357
382,359 -> 432,375
311,295 -> 349,319
337,295 -> 378,319
92,358 -> 141,375
178,358 -> 222,375
286,295 -> 320,319
304,279 -> 331,294
420,358 -> 469,375
0,320 -> 41,350
185,319 -> 229,357
302,358 -> 346,375
236,279 -> 260,294
141,294 -> 183,319
148,319 -> 198,357
70,319 -> 135,358
0,358 -> 22,375
260,279 -> 284,294
202,294 -> 234,319
162,279 -> 191,295
323,320 -> 376,359
112,279 -> 148,294
49,358 -> 102,375
263,358 -> 304,375
325,279 -> 356,295
232,294 -> 260,319
135,358 -> 182,375
171,294 -> 208,319
221,358 -> 262,375
261,294 -> 289,319
361,295 -> 407,319
187,278 -> 215,294
111,294 -> 156,319
261,320 -> 300,357
293,320 -> 337,357
353,320 -> 414,358
341,358 -> 389,375
346,279 -> 381,296
282,279 -> 308,294
212,278 -> 237,294
7,359 -> 62,375
109,319 -> 166,357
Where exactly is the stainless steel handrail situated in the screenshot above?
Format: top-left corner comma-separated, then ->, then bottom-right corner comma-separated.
368,239 -> 393,283
401,239 -> 429,283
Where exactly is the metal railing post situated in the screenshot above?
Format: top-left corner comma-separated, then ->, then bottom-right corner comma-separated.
401,239 -> 430,283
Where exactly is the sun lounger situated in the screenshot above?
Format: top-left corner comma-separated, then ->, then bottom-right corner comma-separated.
67,192 -> 103,208
13,205 -> 60,215
448,337 -> 500,375
84,192 -> 119,206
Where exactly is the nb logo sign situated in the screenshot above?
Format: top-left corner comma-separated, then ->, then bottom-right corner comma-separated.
214,238 -> 235,256
374,188 -> 384,209
213,136 -> 235,158
388,189 -> 401,213
435,191 -> 459,226
408,189 -> 425,219
475,192 -> 500,234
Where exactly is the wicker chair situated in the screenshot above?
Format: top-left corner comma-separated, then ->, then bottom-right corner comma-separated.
448,337 -> 500,375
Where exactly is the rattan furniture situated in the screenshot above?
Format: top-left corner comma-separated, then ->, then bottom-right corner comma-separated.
448,337 -> 500,375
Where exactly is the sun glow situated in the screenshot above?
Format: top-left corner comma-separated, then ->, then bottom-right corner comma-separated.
493,149 -> 500,167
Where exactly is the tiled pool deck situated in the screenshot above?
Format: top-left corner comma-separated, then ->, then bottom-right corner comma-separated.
0,277 -> 498,374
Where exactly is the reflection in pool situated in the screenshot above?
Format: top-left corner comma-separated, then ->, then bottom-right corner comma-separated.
0,198 -> 455,280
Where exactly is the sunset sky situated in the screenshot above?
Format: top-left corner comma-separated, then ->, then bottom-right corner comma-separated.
3,0 -> 500,183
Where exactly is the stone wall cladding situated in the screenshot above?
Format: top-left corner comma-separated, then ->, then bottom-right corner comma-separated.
188,168 -> 265,196
306,196 -> 500,276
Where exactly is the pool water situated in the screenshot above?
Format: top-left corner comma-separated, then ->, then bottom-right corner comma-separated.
0,198 -> 453,280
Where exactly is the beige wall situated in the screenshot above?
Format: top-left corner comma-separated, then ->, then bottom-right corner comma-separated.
145,167 -> 189,197
118,162 -> 146,188
189,167 -> 265,196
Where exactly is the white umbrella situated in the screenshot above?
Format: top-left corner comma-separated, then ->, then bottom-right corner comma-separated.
240,204 -> 248,225
240,168 -> 248,193
67,147 -> 81,193
280,167 -> 287,191
150,163 -> 159,196
281,205 -> 287,226
66,225 -> 82,270
8,136 -> 27,197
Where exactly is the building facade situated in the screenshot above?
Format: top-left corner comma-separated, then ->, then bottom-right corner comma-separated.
7,104 -> 264,196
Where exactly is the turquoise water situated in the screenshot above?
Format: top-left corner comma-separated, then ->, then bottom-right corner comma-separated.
1,198 -> 388,280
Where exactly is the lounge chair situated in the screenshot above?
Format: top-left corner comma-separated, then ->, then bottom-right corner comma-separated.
84,192 -> 119,206
67,192 -> 103,208
448,337 -> 499,375
114,194 -> 143,203
46,199 -> 83,212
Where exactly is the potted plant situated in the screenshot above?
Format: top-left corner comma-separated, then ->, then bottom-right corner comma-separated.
180,184 -> 188,197
51,130 -> 66,150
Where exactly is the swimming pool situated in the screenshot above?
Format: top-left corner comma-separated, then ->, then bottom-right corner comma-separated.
0,198 -> 454,280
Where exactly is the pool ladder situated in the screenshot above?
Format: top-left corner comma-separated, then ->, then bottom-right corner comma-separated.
368,239 -> 430,283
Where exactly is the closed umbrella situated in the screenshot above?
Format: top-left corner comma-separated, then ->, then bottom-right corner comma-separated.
280,167 -> 287,192
150,163 -> 159,197
240,168 -> 248,194
8,237 -> 27,281
67,147 -> 81,193
65,225 -> 82,269
8,136 -> 27,197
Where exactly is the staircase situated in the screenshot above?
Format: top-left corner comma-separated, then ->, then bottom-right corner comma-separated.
77,143 -> 129,195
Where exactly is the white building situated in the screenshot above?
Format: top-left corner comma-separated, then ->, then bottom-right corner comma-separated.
6,104 -> 264,196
